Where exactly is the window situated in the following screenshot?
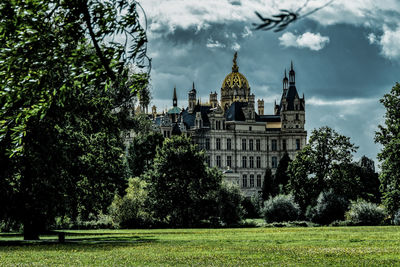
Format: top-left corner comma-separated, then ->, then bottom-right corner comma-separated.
250,175 -> 254,187
296,104 -> 299,110
257,175 -> 262,187
242,156 -> 247,168
296,114 -> 299,120
242,139 -> 247,150
256,156 -> 261,168
249,126 -> 252,131
206,156 -> 211,167
256,139 -> 261,151
271,139 -> 277,151
249,156 -> 254,168
205,138 -> 210,150
296,139 -> 301,150
249,139 -> 254,151
216,138 -> 221,150
227,138 -> 232,150
216,121 -> 221,130
227,155 -> 232,168
272,156 -> 278,168
282,139 -> 287,151
296,125 -> 299,128
242,175 -> 248,188
216,155 -> 221,168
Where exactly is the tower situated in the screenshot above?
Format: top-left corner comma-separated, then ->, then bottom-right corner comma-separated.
257,99 -> 264,115
280,62 -> 305,131
209,91 -> 218,108
283,69 -> 289,96
188,82 -> 197,112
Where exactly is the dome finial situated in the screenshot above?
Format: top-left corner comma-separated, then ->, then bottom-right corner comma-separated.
232,52 -> 239,72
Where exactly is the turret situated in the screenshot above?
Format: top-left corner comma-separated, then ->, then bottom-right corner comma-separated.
209,91 -> 218,108
283,69 -> 289,96
257,99 -> 264,115
289,61 -> 295,85
188,82 -> 197,112
152,105 -> 157,119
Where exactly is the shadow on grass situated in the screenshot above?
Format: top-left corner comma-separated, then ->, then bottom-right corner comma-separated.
0,233 -> 158,247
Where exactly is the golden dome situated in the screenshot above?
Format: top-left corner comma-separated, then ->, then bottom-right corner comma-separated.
222,52 -> 249,90
222,71 -> 249,89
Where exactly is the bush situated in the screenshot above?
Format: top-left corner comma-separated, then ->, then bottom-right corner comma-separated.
307,191 -> 349,225
217,182 -> 244,226
346,200 -> 386,226
262,194 -> 300,223
393,209 -> 400,225
109,177 -> 152,228
242,194 -> 262,219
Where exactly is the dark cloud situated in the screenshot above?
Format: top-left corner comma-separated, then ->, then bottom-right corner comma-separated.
147,19 -> 400,164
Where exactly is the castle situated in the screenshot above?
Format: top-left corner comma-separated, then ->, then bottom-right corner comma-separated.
151,52 -> 306,196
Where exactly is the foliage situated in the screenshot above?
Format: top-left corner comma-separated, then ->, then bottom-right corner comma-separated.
262,194 -> 300,223
242,197 -> 259,219
288,126 -> 358,210
274,152 -> 291,194
126,130 -> 164,177
261,168 -> 274,201
329,160 -> 381,203
307,191 -> 349,225
144,135 -> 222,227
394,210 -> 400,226
375,82 -> 400,216
216,182 -> 244,226
0,0 -> 149,239
346,200 -> 386,226
109,178 -> 152,228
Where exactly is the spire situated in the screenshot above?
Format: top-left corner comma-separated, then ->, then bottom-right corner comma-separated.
232,52 -> 239,72
192,82 -> 195,90
283,68 -> 289,92
173,86 -> 177,107
289,61 -> 295,84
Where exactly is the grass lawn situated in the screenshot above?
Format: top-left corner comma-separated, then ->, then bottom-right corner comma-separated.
1,226 -> 400,266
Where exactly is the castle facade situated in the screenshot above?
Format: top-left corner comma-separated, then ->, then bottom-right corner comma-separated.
152,53 -> 306,196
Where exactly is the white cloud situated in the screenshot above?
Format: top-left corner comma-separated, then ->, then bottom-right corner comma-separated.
367,24 -> 400,60
206,38 -> 226,48
279,32 -> 330,51
379,24 -> 400,59
367,33 -> 377,44
231,42 -> 241,51
308,97 -> 376,106
139,0 -> 400,36
242,26 -> 252,38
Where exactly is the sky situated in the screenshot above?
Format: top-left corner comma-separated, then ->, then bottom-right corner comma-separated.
137,0 -> 400,166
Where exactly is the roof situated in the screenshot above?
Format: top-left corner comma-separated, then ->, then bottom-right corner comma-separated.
256,114 -> 281,122
225,102 -> 247,121
167,106 -> 181,114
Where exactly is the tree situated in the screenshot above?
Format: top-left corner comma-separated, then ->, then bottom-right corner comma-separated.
375,82 -> 400,216
288,127 -> 358,210
144,135 -> 222,227
274,152 -> 291,194
261,168 -> 275,202
109,177 -> 151,228
126,130 -> 164,177
0,0 -> 149,239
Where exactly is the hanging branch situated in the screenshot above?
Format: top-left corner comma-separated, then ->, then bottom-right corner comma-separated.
253,0 -> 334,32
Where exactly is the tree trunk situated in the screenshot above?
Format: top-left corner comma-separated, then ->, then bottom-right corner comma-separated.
23,219 -> 40,240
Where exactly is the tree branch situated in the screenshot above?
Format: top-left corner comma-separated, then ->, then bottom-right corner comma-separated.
81,3 -> 116,81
